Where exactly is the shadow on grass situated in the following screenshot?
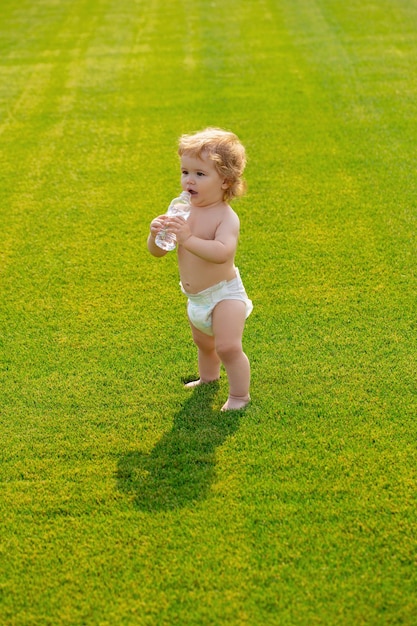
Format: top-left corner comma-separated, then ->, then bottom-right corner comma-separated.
116,382 -> 242,511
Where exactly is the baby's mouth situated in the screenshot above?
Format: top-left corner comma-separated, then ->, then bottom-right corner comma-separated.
187,188 -> 197,195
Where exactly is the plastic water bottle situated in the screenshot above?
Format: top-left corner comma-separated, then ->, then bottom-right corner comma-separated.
155,191 -> 191,251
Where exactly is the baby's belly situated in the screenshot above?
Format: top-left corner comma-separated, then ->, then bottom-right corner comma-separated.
179,258 -> 236,294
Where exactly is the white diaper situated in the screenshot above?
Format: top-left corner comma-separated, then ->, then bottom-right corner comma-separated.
180,268 -> 253,336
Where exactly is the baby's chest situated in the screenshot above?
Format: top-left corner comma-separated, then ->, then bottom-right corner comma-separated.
189,216 -> 219,240
190,224 -> 217,239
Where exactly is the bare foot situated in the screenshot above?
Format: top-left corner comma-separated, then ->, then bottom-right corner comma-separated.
221,395 -> 250,411
184,378 -> 219,389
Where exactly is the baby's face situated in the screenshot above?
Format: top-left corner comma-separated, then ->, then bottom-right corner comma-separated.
180,153 -> 228,207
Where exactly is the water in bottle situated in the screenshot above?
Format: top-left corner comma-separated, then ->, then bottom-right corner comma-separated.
155,191 -> 191,251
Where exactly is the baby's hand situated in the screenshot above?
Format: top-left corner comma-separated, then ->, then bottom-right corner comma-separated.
167,216 -> 191,244
149,215 -> 168,238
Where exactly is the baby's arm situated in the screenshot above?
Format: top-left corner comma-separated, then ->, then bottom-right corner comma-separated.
147,215 -> 169,257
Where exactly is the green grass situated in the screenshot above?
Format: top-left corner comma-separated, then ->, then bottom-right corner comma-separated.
1,0 -> 416,624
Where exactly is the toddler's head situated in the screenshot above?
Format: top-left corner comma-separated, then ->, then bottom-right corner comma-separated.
178,128 -> 247,201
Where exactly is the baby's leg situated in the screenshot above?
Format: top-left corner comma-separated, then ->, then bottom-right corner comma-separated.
212,300 -> 250,411
184,322 -> 221,387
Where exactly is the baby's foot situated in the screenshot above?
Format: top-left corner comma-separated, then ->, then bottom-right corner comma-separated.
184,378 -> 219,389
221,395 -> 250,411
184,379 -> 203,389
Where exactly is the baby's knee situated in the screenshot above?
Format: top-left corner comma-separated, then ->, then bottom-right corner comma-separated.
215,340 -> 242,361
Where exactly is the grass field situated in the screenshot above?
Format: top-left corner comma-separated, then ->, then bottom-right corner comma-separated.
1,0 -> 416,624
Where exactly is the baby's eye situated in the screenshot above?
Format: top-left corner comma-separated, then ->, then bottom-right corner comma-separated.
197,171 -> 205,177
181,170 -> 188,176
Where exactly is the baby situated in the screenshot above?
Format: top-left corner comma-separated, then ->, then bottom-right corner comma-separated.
147,128 -> 253,411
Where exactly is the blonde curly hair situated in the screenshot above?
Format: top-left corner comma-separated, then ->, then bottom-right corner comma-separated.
178,127 -> 247,202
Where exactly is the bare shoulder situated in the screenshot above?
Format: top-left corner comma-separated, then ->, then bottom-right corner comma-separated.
211,205 -> 240,249
217,204 -> 240,231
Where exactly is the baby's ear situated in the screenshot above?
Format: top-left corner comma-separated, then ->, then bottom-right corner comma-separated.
221,179 -> 230,190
